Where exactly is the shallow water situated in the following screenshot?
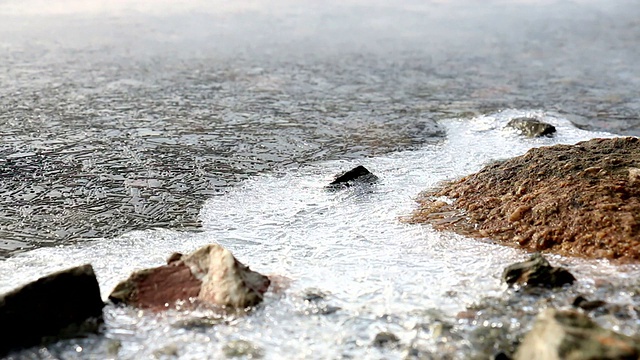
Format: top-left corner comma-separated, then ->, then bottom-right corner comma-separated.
2,0 -> 640,255
2,112 -> 639,359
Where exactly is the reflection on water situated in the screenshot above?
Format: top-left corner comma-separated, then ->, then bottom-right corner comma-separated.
1,112 -> 638,359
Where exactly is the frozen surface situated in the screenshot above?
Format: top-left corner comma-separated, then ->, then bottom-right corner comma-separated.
2,0 -> 640,256
1,111 -> 639,359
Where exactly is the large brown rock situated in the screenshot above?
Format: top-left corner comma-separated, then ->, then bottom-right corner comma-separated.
0,264 -> 104,356
109,244 -> 271,310
408,137 -> 640,261
515,309 -> 640,360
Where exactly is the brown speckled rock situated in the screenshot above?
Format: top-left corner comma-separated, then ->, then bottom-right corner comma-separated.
409,137 -> 640,261
109,244 -> 270,310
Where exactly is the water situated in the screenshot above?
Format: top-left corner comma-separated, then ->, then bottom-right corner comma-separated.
2,0 -> 640,357
2,0 -> 640,256
2,111 -> 639,359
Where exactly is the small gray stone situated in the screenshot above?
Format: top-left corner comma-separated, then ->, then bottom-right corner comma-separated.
506,117 -> 556,138
372,331 -> 401,348
502,253 -> 575,288
223,340 -> 264,359
302,287 -> 327,302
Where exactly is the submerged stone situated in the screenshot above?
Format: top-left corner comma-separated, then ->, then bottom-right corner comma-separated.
409,137 -> 640,261
572,295 -> 607,312
502,253 -> 575,288
109,244 -> 270,310
372,331 -> 401,348
0,264 -> 104,356
515,309 -> 640,360
505,117 -> 556,138
492,351 -> 512,360
327,165 -> 378,188
223,339 -> 264,358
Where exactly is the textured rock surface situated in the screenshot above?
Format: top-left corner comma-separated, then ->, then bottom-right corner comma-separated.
502,253 -> 575,288
505,117 -> 556,137
515,309 -> 640,360
409,137 -> 640,261
327,165 -> 379,188
0,264 -> 104,356
109,244 -> 270,310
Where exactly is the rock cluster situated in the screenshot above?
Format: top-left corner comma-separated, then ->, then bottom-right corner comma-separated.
0,244 -> 270,355
502,255 -> 640,358
452,254 -> 640,359
409,137 -> 640,261
109,244 -> 271,310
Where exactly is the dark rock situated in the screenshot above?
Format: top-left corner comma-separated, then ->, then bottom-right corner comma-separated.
502,253 -> 575,288
572,295 -> 607,311
296,288 -> 340,316
109,244 -> 270,310
299,301 -> 341,316
493,351 -> 512,360
327,165 -> 378,188
302,287 -> 327,302
514,309 -> 640,360
372,331 -> 401,348
0,264 -> 104,356
505,117 -> 556,138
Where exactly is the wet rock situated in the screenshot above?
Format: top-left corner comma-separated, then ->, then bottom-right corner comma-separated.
502,253 -> 575,288
297,287 -> 341,315
302,287 -> 328,302
327,165 -> 378,188
0,264 -> 104,356
153,344 -> 179,358
409,137 -> 640,261
299,301 -> 341,316
171,315 -> 225,330
505,117 -> 556,138
572,295 -> 607,312
372,331 -> 401,348
106,339 -> 122,358
492,351 -> 512,360
109,244 -> 270,310
223,340 -> 264,358
514,309 -> 640,360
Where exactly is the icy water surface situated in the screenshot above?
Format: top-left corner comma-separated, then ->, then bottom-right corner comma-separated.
1,112 -> 639,359
2,0 -> 640,256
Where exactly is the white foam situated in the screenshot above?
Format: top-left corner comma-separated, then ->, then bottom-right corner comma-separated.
1,110 -> 637,359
